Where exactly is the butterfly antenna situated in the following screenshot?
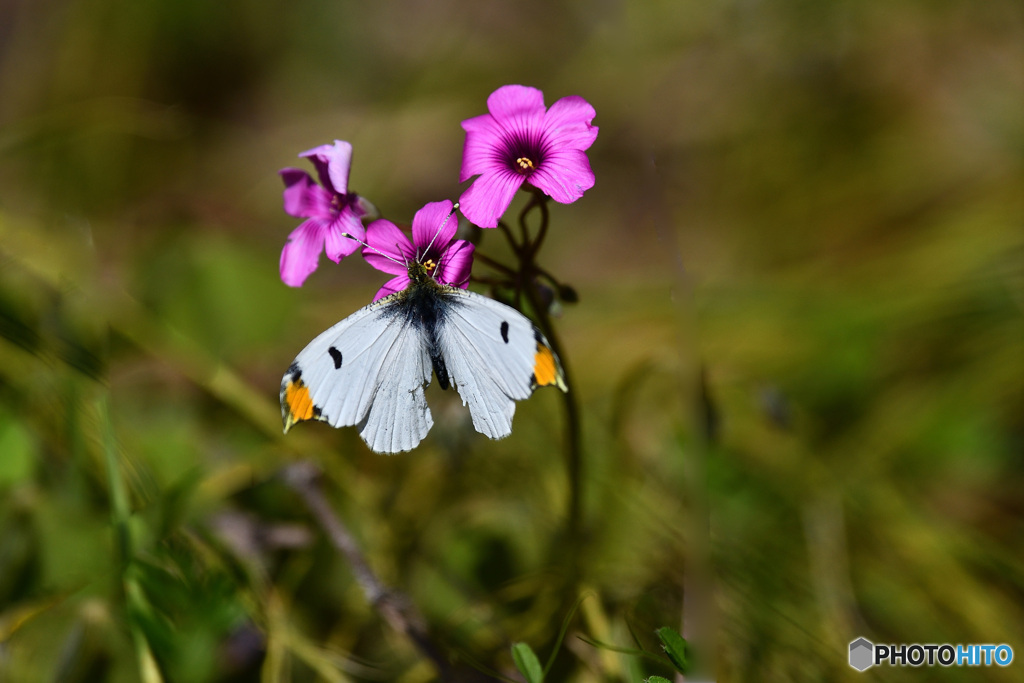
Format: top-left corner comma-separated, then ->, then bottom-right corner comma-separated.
340,232 -> 405,266
421,202 -> 459,261
395,241 -> 411,267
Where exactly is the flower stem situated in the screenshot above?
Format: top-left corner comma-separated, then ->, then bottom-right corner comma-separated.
527,194 -> 550,259
515,193 -> 583,548
472,251 -> 516,276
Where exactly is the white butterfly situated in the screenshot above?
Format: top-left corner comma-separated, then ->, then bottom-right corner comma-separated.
280,244 -> 565,454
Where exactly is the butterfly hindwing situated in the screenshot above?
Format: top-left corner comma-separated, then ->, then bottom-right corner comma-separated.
355,309 -> 435,453
437,288 -> 566,440
280,296 -> 433,453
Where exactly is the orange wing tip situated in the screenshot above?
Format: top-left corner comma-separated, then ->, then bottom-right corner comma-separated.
281,373 -> 320,432
532,341 -> 567,392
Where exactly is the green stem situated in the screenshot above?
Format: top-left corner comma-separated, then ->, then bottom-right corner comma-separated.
533,265 -> 565,291
526,192 -> 550,259
473,251 -> 516,277
496,221 -> 525,307
517,194 -> 539,248
514,195 -> 582,546
523,278 -> 582,543
497,220 -> 520,255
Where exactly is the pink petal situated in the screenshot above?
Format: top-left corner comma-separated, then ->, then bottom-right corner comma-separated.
323,209 -> 365,263
299,140 -> 353,195
543,95 -> 599,151
435,240 -> 475,288
280,169 -> 332,218
458,170 -> 524,228
461,112 -> 496,134
488,85 -> 546,152
411,200 -> 456,254
528,149 -> 595,204
461,86 -> 547,182
363,219 -> 413,275
353,194 -> 378,221
373,275 -> 409,302
486,85 -> 546,121
459,114 -> 504,181
279,219 -> 326,287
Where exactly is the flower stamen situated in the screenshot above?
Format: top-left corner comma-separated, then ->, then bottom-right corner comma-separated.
423,258 -> 437,274
516,157 -> 536,173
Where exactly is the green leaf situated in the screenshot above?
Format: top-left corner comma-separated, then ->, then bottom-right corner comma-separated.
656,627 -> 689,673
0,413 -> 34,485
511,642 -> 544,683
646,677 -> 672,683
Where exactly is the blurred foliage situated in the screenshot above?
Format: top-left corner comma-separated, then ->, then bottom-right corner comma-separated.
1,0 -> 1022,681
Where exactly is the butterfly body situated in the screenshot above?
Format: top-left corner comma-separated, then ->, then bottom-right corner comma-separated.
380,261 -> 453,390
281,260 -> 565,454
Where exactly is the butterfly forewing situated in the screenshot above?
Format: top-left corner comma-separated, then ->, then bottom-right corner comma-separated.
281,296 -> 434,453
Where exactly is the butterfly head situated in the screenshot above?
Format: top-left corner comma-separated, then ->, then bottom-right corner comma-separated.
406,258 -> 437,287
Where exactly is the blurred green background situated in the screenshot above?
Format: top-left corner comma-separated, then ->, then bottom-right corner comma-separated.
1,1 -> 1021,681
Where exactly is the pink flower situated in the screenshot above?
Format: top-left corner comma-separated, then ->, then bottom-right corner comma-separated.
279,140 -> 370,287
458,85 -> 598,228
362,200 -> 475,301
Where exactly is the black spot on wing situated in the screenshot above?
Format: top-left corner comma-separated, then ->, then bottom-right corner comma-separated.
328,346 -> 343,369
282,362 -> 302,397
500,320 -> 509,343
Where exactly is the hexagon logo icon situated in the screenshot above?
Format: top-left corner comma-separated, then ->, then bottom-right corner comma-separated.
849,637 -> 874,671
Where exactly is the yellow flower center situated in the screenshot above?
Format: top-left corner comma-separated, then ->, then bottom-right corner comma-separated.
423,259 -> 437,273
516,157 -> 536,171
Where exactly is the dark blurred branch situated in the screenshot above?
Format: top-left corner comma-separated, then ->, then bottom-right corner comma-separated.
283,462 -> 494,682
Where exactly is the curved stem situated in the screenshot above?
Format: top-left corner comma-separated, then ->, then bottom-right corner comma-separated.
497,220 -> 522,256
469,275 -> 512,289
495,222 -> 526,308
473,251 -> 516,277
534,264 -> 564,291
517,193 -> 539,247
527,192 -> 550,258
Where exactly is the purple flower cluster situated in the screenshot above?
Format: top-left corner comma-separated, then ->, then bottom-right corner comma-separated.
277,85 -> 598,292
